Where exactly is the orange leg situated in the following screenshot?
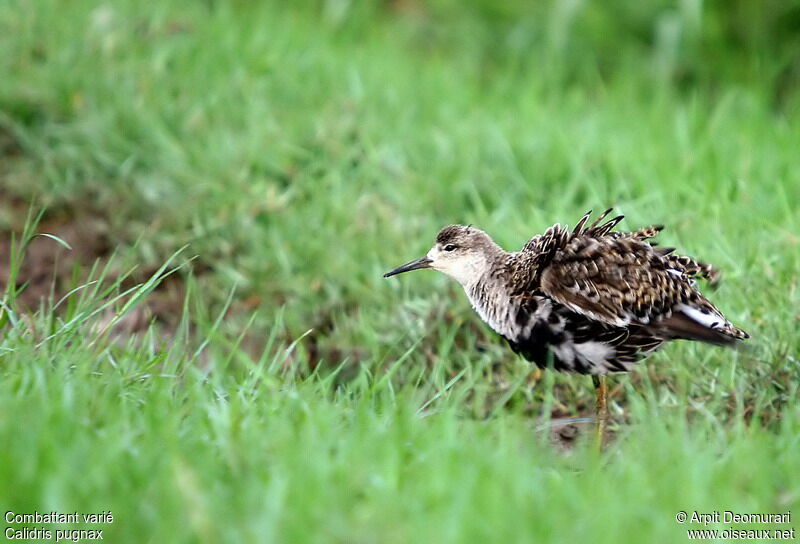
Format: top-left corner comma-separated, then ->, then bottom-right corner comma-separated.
592,375 -> 608,450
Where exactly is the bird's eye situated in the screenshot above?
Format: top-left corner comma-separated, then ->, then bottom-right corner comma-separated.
443,244 -> 457,252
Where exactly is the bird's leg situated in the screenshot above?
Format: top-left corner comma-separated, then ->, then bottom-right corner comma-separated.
592,375 -> 608,450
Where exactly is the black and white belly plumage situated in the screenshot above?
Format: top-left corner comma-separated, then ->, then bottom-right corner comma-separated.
460,210 -> 748,375
468,287 -> 661,374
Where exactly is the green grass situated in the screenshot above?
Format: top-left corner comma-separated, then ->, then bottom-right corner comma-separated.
1,1 -> 799,542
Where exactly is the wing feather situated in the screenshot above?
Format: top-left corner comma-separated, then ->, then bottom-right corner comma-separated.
538,225 -> 746,341
540,235 -> 671,327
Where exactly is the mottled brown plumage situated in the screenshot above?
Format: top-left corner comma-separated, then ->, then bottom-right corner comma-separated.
521,209 -> 746,345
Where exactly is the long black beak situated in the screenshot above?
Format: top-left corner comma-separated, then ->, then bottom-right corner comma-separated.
383,257 -> 432,278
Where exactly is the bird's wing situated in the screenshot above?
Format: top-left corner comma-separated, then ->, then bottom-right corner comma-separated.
540,234 -> 677,328
539,233 -> 747,343
521,210 -> 745,343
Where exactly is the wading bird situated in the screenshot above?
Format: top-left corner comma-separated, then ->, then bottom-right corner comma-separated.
383,209 -> 748,445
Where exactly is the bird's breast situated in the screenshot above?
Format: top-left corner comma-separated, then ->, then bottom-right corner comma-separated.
466,284 -> 553,344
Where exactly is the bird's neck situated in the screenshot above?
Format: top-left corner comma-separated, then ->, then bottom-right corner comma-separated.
461,251 -> 515,326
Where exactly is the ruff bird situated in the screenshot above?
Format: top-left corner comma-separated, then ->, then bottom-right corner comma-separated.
384,209 -> 749,445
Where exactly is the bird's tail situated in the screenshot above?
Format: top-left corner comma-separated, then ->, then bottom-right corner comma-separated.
657,303 -> 749,346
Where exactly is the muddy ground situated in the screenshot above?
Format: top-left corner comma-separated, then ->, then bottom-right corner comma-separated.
0,187 -> 189,337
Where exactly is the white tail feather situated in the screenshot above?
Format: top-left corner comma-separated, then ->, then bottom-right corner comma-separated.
676,303 -> 724,329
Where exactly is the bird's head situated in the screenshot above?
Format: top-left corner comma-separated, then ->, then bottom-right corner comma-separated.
383,225 -> 500,286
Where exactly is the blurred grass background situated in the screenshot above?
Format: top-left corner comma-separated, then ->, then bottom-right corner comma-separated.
1,1 -> 799,542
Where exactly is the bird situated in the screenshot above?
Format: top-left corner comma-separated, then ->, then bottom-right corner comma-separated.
383,209 -> 749,446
